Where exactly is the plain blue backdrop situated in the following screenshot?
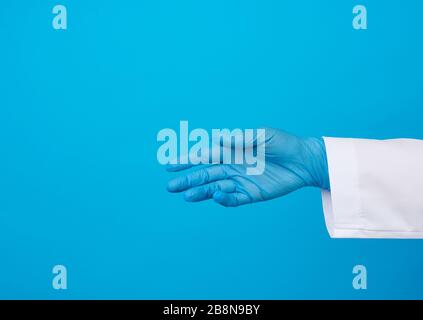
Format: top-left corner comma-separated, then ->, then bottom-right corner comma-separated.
1,0 -> 422,299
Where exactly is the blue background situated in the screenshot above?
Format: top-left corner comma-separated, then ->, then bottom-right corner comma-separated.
1,0 -> 422,299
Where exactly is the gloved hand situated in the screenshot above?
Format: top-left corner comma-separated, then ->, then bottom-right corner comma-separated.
166,128 -> 330,207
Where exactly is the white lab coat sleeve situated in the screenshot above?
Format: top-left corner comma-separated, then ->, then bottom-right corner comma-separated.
321,137 -> 423,238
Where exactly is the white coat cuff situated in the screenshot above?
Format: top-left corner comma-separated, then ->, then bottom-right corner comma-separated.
321,137 -> 423,238
321,137 -> 364,238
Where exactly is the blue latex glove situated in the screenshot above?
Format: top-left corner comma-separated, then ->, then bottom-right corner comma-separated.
166,128 -> 330,207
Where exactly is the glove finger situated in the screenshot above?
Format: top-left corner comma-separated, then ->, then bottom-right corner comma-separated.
167,165 -> 228,193
184,180 -> 236,202
212,191 -> 251,207
165,129 -> 268,172
166,148 -> 222,172
166,163 -> 195,172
